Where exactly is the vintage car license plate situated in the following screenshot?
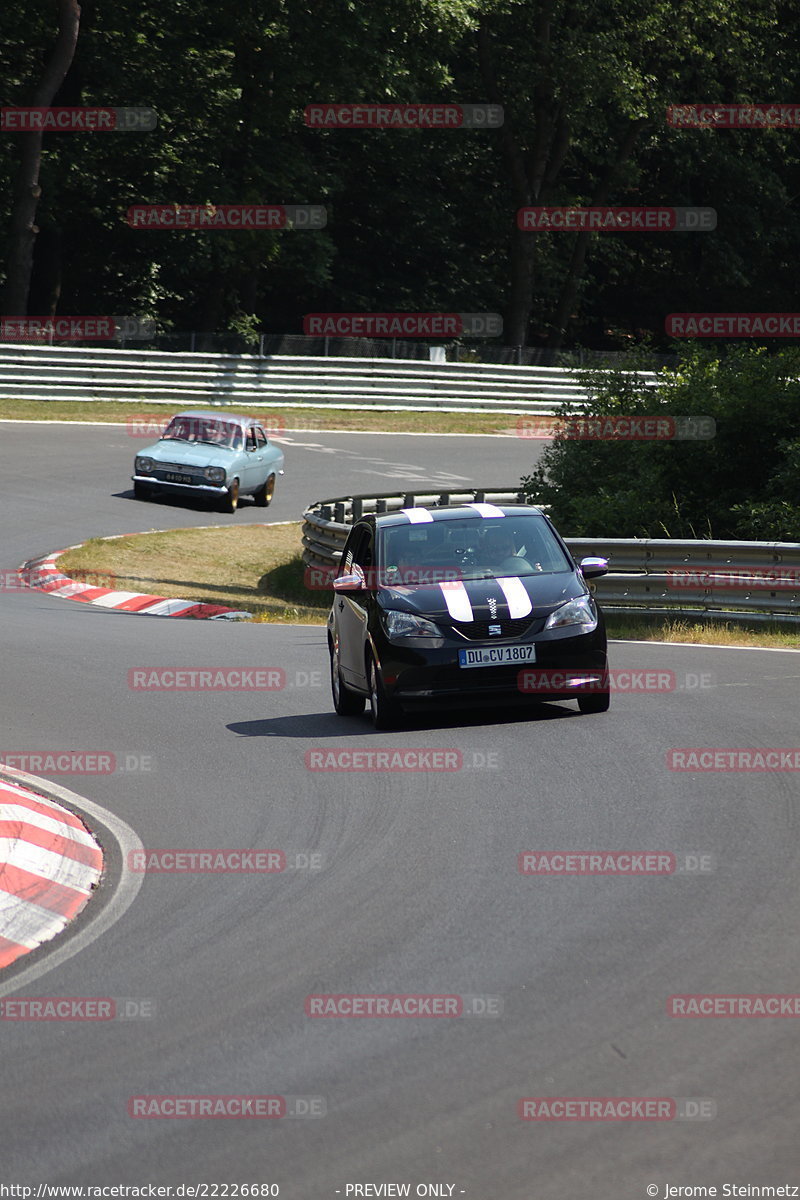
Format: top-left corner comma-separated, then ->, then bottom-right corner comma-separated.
458,644 -> 537,668
164,472 -> 193,484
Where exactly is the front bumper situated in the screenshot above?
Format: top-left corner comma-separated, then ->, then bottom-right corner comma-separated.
375,627 -> 608,707
132,474 -> 228,494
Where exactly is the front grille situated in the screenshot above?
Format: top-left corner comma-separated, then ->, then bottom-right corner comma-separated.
152,460 -> 199,473
451,618 -> 534,641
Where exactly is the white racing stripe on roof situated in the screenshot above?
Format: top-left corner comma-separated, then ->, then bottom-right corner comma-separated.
400,507 -> 435,523
466,503 -> 506,518
496,577 -> 533,618
439,581 -> 474,623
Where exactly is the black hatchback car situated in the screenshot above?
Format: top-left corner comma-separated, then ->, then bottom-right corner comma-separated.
327,503 -> 610,728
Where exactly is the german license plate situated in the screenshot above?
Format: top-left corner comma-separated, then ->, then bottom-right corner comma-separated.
458,644 -> 537,668
164,472 -> 192,484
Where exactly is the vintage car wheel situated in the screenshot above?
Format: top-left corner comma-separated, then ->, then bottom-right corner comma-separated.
133,481 -> 154,500
253,473 -> 276,508
330,640 -> 365,716
368,652 -> 403,730
221,478 -> 240,513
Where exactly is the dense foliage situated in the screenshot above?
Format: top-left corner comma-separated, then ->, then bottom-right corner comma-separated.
521,347 -> 800,540
2,0 -> 800,350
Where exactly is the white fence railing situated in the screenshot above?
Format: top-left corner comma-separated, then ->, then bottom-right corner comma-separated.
0,344 -> 660,414
302,490 -> 800,624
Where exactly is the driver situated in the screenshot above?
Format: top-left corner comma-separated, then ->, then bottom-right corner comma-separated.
483,527 -> 532,574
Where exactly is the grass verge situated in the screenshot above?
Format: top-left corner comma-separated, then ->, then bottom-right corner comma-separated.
0,398 -> 521,435
56,524 -> 800,645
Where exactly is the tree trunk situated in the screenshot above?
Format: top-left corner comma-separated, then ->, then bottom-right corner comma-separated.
546,117 -> 648,355
2,0 -> 81,317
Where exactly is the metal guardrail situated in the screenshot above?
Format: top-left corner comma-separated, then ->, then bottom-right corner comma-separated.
0,344 -> 660,414
302,491 -> 800,624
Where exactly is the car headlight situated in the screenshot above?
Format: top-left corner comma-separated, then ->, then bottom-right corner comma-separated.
135,456 -> 154,473
205,466 -> 226,482
383,609 -> 441,638
545,594 -> 598,632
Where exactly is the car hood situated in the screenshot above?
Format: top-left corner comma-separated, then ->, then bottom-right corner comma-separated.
137,440 -> 237,468
378,571 -> 585,625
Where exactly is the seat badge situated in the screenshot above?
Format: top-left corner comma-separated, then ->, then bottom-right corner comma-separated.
488,624 -> 502,636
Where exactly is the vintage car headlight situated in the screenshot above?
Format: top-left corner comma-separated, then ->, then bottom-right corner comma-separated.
205,466 -> 226,482
135,456 -> 154,473
383,609 -> 441,638
545,594 -> 598,632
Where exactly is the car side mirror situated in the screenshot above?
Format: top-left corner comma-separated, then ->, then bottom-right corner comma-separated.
333,572 -> 367,593
579,556 -> 608,580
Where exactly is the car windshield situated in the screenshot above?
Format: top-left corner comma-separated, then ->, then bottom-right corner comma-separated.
161,417 -> 243,450
378,514 -> 572,584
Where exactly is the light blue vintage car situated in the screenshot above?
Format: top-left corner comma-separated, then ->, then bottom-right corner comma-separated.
131,410 -> 285,513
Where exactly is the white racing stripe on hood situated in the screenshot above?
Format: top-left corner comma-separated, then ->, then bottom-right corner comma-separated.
466,502 -> 505,518
400,507 -> 434,523
496,576 -> 533,618
439,580 -> 474,622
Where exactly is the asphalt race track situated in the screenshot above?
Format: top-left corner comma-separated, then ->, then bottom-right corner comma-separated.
2,421 -> 800,1197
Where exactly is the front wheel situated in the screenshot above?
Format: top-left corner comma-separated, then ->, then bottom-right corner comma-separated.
368,652 -> 403,730
220,478 -> 239,513
330,641 -> 365,716
577,677 -> 610,714
253,473 -> 276,508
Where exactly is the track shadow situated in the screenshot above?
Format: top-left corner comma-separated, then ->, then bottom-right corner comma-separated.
227,701 -> 576,739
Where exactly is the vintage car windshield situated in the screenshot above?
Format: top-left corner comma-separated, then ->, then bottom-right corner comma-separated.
161,417 -> 244,450
378,515 -> 573,584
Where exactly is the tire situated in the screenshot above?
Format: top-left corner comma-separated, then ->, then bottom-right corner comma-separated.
220,478 -> 239,513
577,676 -> 610,714
133,481 -> 153,500
329,640 -> 365,716
368,651 -> 403,730
253,473 -> 276,508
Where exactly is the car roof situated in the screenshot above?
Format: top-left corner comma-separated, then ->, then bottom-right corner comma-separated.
171,410 -> 265,428
373,504 -> 545,529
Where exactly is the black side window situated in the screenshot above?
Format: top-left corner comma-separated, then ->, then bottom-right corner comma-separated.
255,427 -> 267,448
343,524 -> 373,573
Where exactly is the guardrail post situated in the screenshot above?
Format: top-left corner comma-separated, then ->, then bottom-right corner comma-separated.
320,505 -> 332,520
403,493 -> 415,507
334,502 -> 345,524
376,499 -> 387,513
352,498 -> 363,520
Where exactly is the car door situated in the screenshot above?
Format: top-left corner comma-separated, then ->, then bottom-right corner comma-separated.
336,523 -> 375,687
240,427 -> 263,492
253,425 -> 271,487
